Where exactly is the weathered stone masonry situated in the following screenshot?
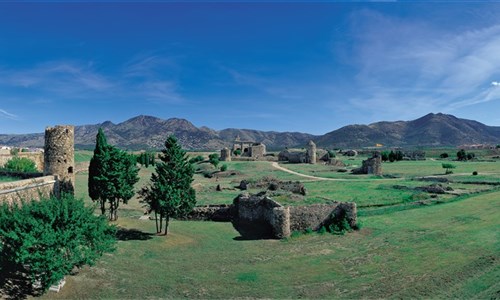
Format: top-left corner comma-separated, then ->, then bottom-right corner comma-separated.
184,193 -> 357,239
0,125 -> 75,204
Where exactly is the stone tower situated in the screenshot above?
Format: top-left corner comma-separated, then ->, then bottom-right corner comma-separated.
306,140 -> 316,164
220,147 -> 231,162
44,125 -> 75,195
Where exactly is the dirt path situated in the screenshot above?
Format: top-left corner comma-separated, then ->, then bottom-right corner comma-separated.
270,162 -> 406,182
270,162 -> 348,181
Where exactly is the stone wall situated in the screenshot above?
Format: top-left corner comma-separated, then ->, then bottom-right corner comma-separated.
0,175 -> 58,205
249,143 -> 266,159
289,202 -> 357,231
182,204 -> 233,221
231,193 -> 290,239
352,152 -> 382,175
220,148 -> 231,162
0,152 -> 44,172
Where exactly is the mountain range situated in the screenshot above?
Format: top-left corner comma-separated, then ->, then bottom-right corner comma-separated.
1,113 -> 499,150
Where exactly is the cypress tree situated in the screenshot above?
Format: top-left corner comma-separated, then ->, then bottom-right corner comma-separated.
88,129 -> 139,220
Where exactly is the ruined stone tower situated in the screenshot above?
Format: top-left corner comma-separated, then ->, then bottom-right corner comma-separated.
44,125 -> 75,195
306,140 -> 317,164
220,147 -> 231,162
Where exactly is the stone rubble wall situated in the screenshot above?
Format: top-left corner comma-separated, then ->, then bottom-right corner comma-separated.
0,175 -> 58,205
181,193 -> 357,239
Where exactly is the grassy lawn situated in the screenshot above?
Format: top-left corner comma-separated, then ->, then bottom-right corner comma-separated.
55,151 -> 499,299
41,190 -> 499,299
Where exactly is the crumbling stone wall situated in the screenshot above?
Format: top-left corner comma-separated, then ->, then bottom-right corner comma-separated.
230,193 -> 356,239
0,152 -> 44,172
352,152 -> 382,175
0,175 -> 58,205
220,147 -> 231,162
44,125 -> 75,195
231,193 -> 290,239
248,143 -> 266,159
289,202 -> 357,231
182,204 -> 233,221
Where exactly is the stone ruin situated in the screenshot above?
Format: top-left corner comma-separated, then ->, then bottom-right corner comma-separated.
44,125 -> 75,195
183,192 -> 357,239
237,177 -> 307,195
230,136 -> 267,160
352,152 -> 382,175
220,147 -> 231,162
0,125 -> 75,204
278,140 -> 318,164
306,140 -> 316,164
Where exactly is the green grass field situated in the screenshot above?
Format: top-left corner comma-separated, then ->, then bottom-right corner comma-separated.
41,151 -> 499,299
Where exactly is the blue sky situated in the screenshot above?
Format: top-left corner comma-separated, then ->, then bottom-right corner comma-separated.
1,2 -> 500,135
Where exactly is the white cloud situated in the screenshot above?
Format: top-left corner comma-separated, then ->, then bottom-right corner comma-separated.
343,9 -> 500,120
0,109 -> 18,120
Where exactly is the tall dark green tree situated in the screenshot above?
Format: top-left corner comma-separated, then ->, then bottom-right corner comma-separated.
88,128 -> 109,215
140,135 -> 196,235
88,128 -> 139,220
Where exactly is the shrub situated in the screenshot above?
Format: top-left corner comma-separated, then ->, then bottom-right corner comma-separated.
0,194 -> 116,291
326,214 -> 352,235
317,226 -> 327,234
496,144 -> 500,149
472,171 -> 478,176
189,155 -> 204,164
327,150 -> 336,158
305,228 -> 314,234
220,164 -> 228,172
208,153 -> 219,169
3,156 -> 38,173
233,149 -> 241,156
457,149 -> 467,161
440,153 -> 449,159
467,153 -> 475,160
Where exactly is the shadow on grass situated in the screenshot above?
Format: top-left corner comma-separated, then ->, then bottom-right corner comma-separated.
116,227 -> 154,241
0,260 -> 37,300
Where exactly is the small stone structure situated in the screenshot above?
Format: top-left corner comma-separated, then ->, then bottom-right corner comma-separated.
278,150 -> 308,163
278,141 -> 319,164
231,193 -> 291,239
306,140 -> 317,164
231,136 -> 266,160
184,193 -> 357,239
352,152 -> 382,175
220,147 -> 231,162
44,125 -> 75,195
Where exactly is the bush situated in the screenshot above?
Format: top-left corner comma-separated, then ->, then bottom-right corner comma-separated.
0,194 -> 116,291
233,149 -> 241,156
327,150 -> 336,158
3,156 -> 38,173
208,153 -> 219,169
220,164 -> 228,172
472,171 -> 478,176
189,155 -> 204,164
440,153 -> 449,159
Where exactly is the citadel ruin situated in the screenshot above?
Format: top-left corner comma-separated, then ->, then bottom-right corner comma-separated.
0,125 -> 75,204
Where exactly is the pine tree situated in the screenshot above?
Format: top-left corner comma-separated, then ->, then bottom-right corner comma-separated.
140,135 -> 196,235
